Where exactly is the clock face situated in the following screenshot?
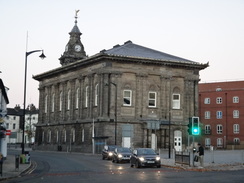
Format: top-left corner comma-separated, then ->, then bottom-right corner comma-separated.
75,45 -> 81,52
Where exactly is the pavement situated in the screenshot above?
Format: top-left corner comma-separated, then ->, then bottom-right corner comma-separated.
1,148 -> 244,181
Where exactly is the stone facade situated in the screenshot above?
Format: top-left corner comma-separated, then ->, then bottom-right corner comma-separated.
33,18 -> 208,153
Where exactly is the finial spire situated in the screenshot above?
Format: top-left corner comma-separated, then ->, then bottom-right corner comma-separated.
75,10 -> 80,24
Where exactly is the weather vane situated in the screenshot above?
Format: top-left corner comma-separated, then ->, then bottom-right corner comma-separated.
75,10 -> 80,19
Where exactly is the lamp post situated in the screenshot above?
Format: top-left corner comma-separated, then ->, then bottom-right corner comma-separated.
22,50 -> 46,154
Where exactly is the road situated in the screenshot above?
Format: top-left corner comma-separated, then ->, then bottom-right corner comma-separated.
3,149 -> 244,183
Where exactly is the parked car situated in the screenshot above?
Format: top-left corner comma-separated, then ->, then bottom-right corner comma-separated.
112,147 -> 132,163
102,145 -> 118,160
130,148 -> 161,168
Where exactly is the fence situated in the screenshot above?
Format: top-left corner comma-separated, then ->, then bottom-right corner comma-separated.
175,151 -> 190,166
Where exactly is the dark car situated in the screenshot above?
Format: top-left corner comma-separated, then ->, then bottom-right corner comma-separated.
102,145 -> 118,160
130,148 -> 161,168
112,147 -> 132,163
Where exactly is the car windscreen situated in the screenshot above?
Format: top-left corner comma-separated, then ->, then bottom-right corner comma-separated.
118,148 -> 131,153
138,149 -> 156,155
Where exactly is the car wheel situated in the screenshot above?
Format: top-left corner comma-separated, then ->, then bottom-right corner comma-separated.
102,156 -> 105,160
135,161 -> 140,168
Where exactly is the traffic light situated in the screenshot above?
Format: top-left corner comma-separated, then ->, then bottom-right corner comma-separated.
187,119 -> 192,135
192,117 -> 200,135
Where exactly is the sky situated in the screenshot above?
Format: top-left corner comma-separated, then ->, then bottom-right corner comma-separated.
0,0 -> 244,108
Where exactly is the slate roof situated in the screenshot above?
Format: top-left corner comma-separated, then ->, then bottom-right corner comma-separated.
103,40 -> 196,63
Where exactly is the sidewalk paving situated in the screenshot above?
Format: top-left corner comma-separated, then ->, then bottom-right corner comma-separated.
1,148 -> 244,181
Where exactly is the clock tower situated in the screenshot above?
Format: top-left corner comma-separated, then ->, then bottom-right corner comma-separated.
59,11 -> 87,66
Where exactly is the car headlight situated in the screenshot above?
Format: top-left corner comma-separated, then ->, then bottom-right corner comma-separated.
139,157 -> 145,162
108,152 -> 113,156
118,154 -> 123,158
156,157 -> 160,161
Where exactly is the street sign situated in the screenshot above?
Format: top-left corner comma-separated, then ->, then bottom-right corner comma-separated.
6,130 -> 11,136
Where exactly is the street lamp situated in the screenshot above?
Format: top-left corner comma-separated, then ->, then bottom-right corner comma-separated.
106,82 -> 117,145
22,50 -> 46,154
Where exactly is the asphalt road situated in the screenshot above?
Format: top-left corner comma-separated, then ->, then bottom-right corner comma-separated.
3,150 -> 244,183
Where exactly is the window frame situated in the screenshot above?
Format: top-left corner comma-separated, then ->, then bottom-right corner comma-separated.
205,111 -> 210,119
204,98 -> 210,104
233,124 -> 240,134
216,111 -> 222,119
217,124 -> 223,134
172,94 -> 180,109
233,96 -> 239,103
233,110 -> 239,118
148,91 -> 157,108
216,97 -> 222,104
123,90 -> 132,106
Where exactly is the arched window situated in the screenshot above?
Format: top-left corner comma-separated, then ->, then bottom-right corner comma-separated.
62,129 -> 66,143
85,86 -> 89,107
51,93 -> 55,112
47,129 -> 52,143
76,88 -> 79,109
45,95 -> 48,113
67,89 -> 71,110
59,91 -> 63,111
71,128 -> 75,143
95,84 -> 98,106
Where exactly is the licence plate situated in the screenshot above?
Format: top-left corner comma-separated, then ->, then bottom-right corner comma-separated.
147,161 -> 155,163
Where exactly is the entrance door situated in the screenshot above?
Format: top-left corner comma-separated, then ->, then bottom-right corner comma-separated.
174,130 -> 182,152
122,137 -> 131,148
151,133 -> 157,150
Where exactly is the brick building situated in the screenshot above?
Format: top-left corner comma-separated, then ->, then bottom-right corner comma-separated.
33,15 -> 208,153
199,80 -> 244,149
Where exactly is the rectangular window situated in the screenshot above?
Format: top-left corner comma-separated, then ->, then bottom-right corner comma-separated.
234,138 -> 240,145
233,110 -> 239,118
51,94 -> 55,112
148,92 -> 156,107
217,138 -> 223,147
123,90 -> 132,106
172,94 -> 180,109
233,124 -> 239,134
205,138 -> 211,147
205,111 -> 210,119
204,98 -> 210,104
216,97 -> 222,104
45,95 -> 48,113
205,125 -> 211,134
67,90 -> 71,110
81,129 -> 85,142
13,123 -> 16,130
217,124 -> 223,134
233,96 -> 239,103
216,111 -> 222,119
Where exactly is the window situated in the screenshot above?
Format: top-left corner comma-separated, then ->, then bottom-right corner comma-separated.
234,138 -> 240,145
217,138 -> 223,147
81,128 -> 85,142
71,128 -> 75,143
217,124 -> 223,134
56,130 -> 59,144
233,110 -> 239,118
216,111 -> 222,119
76,88 -> 79,109
45,95 -> 48,113
42,131 -> 45,142
47,129 -> 51,143
172,94 -> 180,109
13,123 -> 16,130
233,96 -> 239,103
51,93 -> 55,112
95,84 -> 98,106
85,86 -> 89,108
67,89 -> 71,110
123,90 -> 132,106
148,92 -> 156,107
204,98 -> 210,104
216,88 -> 222,91
216,97 -> 222,104
205,138 -> 211,147
205,111 -> 210,119
233,124 -> 239,134
62,129 -> 66,143
205,125 -> 211,134
59,91 -> 63,111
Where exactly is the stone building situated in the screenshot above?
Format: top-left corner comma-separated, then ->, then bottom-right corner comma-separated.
33,16 -> 208,153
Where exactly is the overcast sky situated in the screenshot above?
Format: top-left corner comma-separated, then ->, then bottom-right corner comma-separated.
1,0 -> 244,108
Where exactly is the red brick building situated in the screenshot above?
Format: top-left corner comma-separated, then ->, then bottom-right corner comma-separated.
199,81 -> 244,149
